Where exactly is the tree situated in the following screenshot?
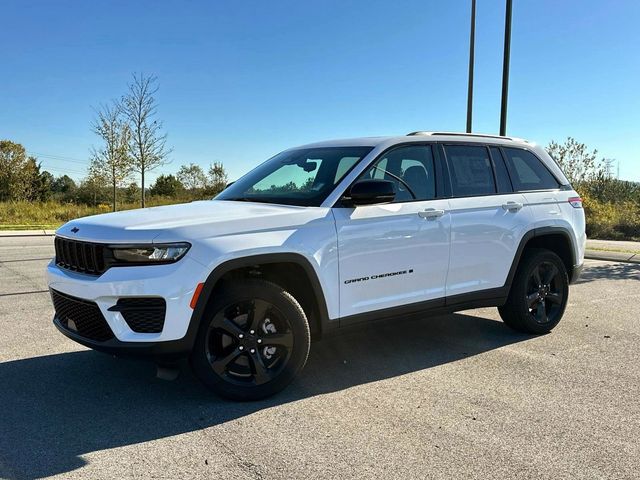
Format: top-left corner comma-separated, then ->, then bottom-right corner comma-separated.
121,73 -> 171,207
51,175 -> 77,195
177,163 -> 207,191
546,137 -> 607,188
123,182 -> 141,204
81,167 -> 108,206
90,101 -> 132,211
207,162 -> 228,195
23,158 -> 49,201
39,171 -> 54,201
0,140 -> 37,201
150,174 -> 184,197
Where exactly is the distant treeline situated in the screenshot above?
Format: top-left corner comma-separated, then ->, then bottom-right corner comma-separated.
0,139 -> 228,207
1,136 -> 639,241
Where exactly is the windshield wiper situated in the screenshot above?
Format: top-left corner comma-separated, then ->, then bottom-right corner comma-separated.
223,197 -> 275,204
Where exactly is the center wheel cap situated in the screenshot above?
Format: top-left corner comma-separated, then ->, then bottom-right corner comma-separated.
239,333 -> 259,352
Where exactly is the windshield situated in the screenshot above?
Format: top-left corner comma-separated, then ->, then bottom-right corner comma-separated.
216,146 -> 373,206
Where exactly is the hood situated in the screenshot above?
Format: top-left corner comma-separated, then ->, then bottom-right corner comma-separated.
57,200 -> 329,244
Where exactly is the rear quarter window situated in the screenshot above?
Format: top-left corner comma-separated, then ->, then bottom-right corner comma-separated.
503,148 -> 560,191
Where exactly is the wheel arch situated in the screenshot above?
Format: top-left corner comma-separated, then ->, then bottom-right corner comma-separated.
505,226 -> 577,289
184,253 -> 331,352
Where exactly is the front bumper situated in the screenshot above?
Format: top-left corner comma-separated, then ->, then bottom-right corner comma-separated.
47,256 -> 209,351
569,262 -> 584,284
53,316 -> 192,358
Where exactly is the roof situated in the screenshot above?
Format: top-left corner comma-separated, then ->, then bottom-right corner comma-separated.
295,132 -> 534,150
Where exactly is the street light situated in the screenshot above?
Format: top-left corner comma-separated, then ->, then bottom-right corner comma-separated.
500,0 -> 513,136
466,0 -> 476,133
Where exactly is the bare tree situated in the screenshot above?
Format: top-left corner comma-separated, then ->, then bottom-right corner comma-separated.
90,101 -> 132,211
121,73 -> 171,207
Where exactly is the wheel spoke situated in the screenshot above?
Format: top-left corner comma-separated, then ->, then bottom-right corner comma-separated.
543,264 -> 559,286
546,292 -> 562,304
250,353 -> 270,384
248,299 -> 270,331
532,265 -> 542,287
534,300 -> 548,323
263,332 -> 294,349
526,292 -> 539,308
220,317 -> 244,338
211,349 -> 241,375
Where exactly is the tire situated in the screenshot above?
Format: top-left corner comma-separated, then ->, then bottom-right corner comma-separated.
498,248 -> 569,334
190,279 -> 310,401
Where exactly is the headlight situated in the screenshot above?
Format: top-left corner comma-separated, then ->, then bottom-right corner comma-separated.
110,243 -> 191,264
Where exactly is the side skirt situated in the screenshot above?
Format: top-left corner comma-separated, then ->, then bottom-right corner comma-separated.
338,287 -> 508,329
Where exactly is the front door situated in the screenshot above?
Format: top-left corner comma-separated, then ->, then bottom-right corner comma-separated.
333,144 -> 451,320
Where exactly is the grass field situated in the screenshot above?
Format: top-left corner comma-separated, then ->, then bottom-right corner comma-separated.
0,199 -> 178,230
1,198 -> 639,241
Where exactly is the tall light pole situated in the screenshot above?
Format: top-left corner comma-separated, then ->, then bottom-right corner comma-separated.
466,0 -> 476,133
499,0 -> 513,136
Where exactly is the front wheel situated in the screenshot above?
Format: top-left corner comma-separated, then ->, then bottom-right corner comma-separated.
190,279 -> 310,401
499,248 -> 569,334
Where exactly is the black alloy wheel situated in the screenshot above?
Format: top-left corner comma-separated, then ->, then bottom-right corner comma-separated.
191,279 -> 310,400
205,299 -> 294,386
499,248 -> 569,334
525,260 -> 565,325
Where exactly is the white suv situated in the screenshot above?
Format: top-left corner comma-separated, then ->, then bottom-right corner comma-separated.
48,132 -> 586,400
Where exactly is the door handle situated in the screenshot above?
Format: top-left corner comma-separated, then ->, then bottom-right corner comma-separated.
502,201 -> 523,211
418,208 -> 445,219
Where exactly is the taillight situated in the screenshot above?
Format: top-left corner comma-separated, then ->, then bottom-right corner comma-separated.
568,197 -> 583,208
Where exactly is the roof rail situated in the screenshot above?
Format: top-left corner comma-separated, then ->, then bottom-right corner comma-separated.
407,131 -> 516,141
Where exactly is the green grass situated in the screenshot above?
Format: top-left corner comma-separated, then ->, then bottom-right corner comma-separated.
2,197 -> 640,244
586,246 -> 640,254
0,199 -> 186,230
0,224 -> 59,231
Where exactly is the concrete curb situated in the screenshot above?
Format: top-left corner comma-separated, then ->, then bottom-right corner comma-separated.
0,230 -> 56,237
585,250 -> 640,264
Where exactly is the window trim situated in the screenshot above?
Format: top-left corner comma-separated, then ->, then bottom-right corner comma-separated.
332,142 -> 445,207
487,146 -> 514,193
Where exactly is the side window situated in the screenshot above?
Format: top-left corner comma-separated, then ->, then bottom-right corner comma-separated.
360,145 -> 436,202
503,148 -> 560,191
489,147 -> 513,193
444,145 -> 496,197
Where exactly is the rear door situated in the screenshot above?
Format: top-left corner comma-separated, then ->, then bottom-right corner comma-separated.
333,144 -> 451,319
443,144 -> 534,298
500,147 -> 563,223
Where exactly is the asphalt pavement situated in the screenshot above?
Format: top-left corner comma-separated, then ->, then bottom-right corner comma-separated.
0,236 -> 639,480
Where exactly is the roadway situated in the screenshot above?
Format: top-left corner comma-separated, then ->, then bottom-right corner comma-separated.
0,236 -> 639,479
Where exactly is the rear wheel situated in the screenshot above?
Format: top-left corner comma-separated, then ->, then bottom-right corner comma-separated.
499,248 -> 569,334
190,279 -> 310,400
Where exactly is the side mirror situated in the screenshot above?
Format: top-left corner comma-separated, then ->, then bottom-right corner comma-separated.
346,179 -> 396,206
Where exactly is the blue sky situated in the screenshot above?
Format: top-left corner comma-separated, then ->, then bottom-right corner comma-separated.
1,0 -> 639,183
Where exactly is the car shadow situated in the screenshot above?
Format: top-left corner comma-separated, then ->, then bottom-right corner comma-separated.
0,312 -> 530,479
576,261 -> 640,284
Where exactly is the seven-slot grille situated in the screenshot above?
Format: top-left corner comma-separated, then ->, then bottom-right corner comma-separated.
54,236 -> 107,275
51,289 -> 115,342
